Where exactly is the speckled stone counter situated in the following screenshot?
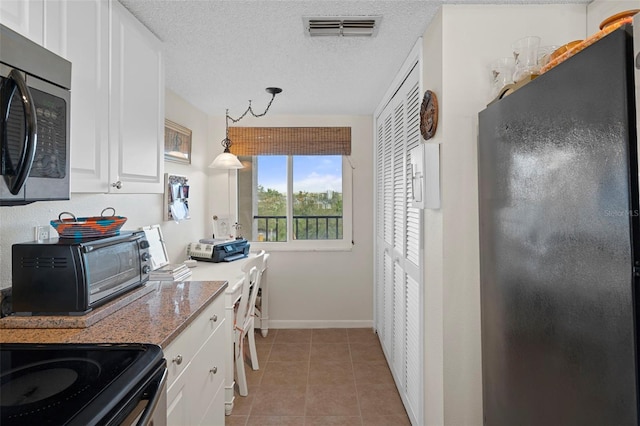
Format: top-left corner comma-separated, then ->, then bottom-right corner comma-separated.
0,280 -> 227,349
0,284 -> 157,329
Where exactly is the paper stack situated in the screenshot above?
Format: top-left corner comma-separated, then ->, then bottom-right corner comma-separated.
149,263 -> 192,282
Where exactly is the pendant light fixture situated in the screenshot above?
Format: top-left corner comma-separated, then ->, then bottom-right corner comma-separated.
209,87 -> 283,169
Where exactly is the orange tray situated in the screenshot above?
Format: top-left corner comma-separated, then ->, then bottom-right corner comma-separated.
540,16 -> 633,74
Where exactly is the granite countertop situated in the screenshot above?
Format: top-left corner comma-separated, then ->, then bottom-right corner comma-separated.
0,280 -> 228,349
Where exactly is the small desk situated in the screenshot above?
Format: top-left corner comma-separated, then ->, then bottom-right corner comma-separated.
186,253 -> 269,415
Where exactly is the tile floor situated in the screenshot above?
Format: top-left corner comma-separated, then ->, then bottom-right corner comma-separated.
225,328 -> 411,426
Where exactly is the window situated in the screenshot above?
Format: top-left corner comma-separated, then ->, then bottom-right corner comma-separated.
232,126 -> 352,250
238,154 -> 352,250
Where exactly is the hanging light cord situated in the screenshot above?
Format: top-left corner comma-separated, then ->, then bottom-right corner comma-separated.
221,88 -> 281,151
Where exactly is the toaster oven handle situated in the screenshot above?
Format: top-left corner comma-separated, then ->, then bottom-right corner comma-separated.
81,232 -> 144,252
1,69 -> 38,195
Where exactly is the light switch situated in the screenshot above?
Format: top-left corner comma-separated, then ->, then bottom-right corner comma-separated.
409,143 -> 440,209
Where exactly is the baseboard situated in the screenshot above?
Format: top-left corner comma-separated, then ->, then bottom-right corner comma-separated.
267,319 -> 374,329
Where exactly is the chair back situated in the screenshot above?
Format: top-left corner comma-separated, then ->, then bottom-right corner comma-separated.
235,251 -> 266,332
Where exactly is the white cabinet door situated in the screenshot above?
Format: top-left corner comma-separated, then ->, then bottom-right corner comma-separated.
374,61 -> 423,426
166,369 -> 190,426
164,296 -> 226,425
0,0 -> 43,44
191,322 -> 225,425
200,381 -> 226,426
109,1 -> 164,194
45,0 -> 111,193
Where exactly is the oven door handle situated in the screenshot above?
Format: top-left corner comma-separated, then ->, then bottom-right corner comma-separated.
82,232 -> 144,252
1,69 -> 38,195
136,367 -> 167,426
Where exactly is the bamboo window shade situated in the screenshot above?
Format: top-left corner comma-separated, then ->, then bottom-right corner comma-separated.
228,127 -> 351,156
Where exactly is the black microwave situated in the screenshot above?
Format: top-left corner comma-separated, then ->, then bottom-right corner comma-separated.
11,231 -> 151,316
0,24 -> 71,205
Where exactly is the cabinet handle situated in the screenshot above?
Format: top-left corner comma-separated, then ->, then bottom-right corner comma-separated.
111,180 -> 123,189
172,355 -> 183,365
210,314 -> 218,322
210,366 -> 218,374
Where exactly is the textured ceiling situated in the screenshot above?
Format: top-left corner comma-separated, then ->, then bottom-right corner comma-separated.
118,0 -> 591,116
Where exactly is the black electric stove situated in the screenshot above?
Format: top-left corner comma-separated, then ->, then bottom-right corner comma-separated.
0,343 -> 166,426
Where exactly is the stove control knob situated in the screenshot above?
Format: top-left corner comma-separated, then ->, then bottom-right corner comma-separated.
172,355 -> 183,365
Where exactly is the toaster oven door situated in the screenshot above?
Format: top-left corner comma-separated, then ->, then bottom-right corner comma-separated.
83,238 -> 144,306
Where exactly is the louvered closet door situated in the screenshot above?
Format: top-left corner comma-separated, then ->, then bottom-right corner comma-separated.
374,62 -> 423,426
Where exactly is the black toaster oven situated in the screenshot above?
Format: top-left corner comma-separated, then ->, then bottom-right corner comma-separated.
11,231 -> 151,316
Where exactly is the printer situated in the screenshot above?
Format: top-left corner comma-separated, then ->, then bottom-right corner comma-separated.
187,238 -> 251,263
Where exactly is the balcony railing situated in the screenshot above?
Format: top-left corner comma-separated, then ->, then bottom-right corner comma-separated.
254,215 -> 343,242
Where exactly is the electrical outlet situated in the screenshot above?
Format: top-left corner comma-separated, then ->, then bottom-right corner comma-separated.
34,225 -> 50,241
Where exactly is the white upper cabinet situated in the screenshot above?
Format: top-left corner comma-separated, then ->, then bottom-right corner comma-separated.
0,0 -> 43,44
108,0 -> 164,194
39,0 -> 164,194
44,0 -> 111,193
1,1 -> 164,194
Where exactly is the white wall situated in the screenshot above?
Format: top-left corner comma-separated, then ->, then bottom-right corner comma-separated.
421,12 -> 445,426
207,114 -> 374,328
162,89 -> 210,263
0,88 -> 209,289
0,86 -> 373,328
419,4 -> 587,425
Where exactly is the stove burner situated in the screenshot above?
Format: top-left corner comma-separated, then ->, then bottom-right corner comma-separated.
1,368 -> 78,406
1,343 -> 164,426
0,357 -> 101,411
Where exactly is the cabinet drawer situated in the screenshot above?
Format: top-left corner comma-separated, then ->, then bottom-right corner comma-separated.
191,319 -> 226,421
164,294 -> 224,387
188,293 -> 225,341
164,336 -> 190,386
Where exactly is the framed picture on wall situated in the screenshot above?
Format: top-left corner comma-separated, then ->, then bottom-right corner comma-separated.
164,119 -> 192,164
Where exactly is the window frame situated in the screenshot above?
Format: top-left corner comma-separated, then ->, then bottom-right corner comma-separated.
240,154 -> 353,252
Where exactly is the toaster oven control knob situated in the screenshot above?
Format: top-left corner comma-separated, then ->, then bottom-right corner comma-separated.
142,265 -> 151,274
141,252 -> 151,261
140,240 -> 150,249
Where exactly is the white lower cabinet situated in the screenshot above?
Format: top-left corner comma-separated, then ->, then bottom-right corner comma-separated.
191,325 -> 225,425
166,370 -> 189,425
165,295 -> 225,425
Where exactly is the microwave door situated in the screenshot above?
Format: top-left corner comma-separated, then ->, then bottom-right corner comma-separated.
22,75 -> 70,202
1,67 -> 37,200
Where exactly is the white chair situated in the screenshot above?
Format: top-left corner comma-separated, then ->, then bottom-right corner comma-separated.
234,251 -> 266,396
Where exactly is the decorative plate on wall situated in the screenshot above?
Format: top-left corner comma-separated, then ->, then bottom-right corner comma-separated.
420,90 -> 438,140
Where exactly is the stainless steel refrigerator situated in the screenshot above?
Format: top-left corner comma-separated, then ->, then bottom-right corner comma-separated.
478,20 -> 640,425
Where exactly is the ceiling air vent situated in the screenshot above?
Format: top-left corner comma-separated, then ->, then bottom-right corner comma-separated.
304,16 -> 382,37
